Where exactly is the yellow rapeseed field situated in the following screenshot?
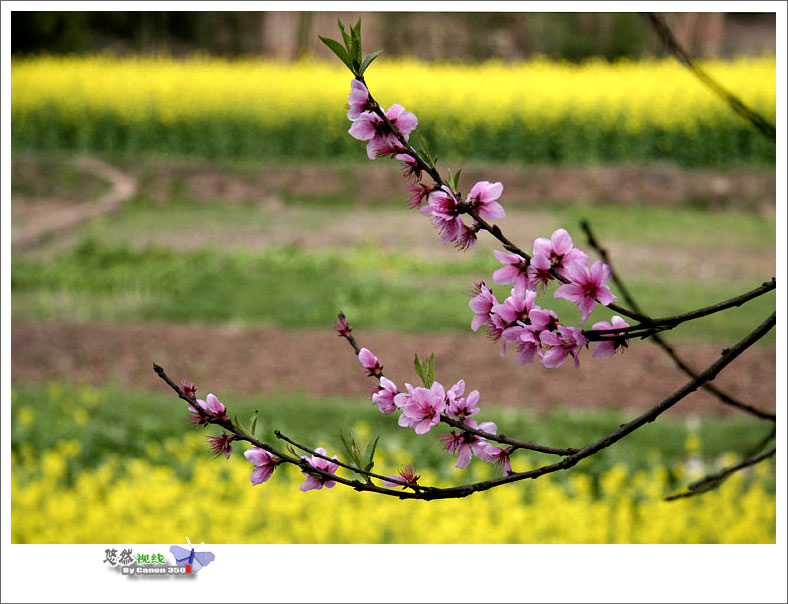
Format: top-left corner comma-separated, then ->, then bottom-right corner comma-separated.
11,433 -> 775,544
10,55 -> 776,162
11,55 -> 775,128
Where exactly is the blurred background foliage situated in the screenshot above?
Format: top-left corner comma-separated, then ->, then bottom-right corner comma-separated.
11,11 -> 776,61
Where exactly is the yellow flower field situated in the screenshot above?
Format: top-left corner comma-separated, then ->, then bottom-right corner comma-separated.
10,55 -> 776,163
11,433 -> 775,544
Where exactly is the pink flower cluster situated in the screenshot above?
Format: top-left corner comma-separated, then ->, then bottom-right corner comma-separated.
188,392 -> 228,426
347,81 -> 418,160
418,181 -> 505,250
360,349 -> 512,476
345,80 -> 506,250
470,228 -> 625,368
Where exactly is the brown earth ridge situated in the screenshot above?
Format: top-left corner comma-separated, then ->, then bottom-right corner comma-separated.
12,319 -> 776,419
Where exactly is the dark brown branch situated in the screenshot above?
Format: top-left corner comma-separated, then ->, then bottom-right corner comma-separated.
643,12 -> 776,140
580,221 -> 776,422
156,310 -> 773,500
584,279 -> 776,341
440,415 -> 579,456
663,445 -> 776,502
336,321 -> 579,457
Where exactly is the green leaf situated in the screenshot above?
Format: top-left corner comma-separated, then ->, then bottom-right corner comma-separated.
414,354 -> 434,388
337,20 -> 353,50
351,18 -> 363,63
250,409 -> 259,437
339,429 -> 363,468
319,35 -> 355,74
360,50 -> 383,75
233,414 -> 248,434
363,435 -> 380,472
453,168 -> 463,191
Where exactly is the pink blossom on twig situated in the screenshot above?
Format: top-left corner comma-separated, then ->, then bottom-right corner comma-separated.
300,447 -> 340,491
533,228 -> 589,278
492,250 -> 530,297
446,379 -> 481,419
466,181 -> 505,221
395,382 -> 446,434
347,79 -> 374,120
348,104 -> 418,160
591,316 -> 630,359
372,376 -> 399,414
244,447 -> 279,485
540,325 -> 589,368
189,392 -> 228,425
358,347 -> 383,377
554,260 -> 618,323
440,418 -> 498,469
206,431 -> 235,459
383,464 -> 421,488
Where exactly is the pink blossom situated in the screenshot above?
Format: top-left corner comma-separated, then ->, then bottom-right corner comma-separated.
468,281 -> 498,332
591,316 -> 630,359
501,322 -> 540,365
420,186 -> 464,244
554,260 -> 618,323
406,182 -> 432,208
371,377 -> 399,414
466,181 -> 505,221
540,325 -> 588,368
492,250 -> 530,297
529,307 -> 560,332
300,447 -> 340,492
397,153 -> 423,182
454,222 -> 478,250
493,290 -> 539,359
492,289 -> 538,325
358,347 -> 383,377
334,313 -> 352,337
348,104 -> 418,160
446,380 -> 481,419
244,447 -> 279,485
439,418 -> 498,469
189,393 -> 228,425
478,445 -> 513,476
347,79 -> 374,120
180,379 -> 197,400
383,465 -> 421,489
526,254 -> 553,290
533,228 -> 589,277
396,382 -> 446,434
206,431 -> 235,459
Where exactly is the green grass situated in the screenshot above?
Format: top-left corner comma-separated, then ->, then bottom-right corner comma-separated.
11,235 -> 776,343
10,382 -> 776,491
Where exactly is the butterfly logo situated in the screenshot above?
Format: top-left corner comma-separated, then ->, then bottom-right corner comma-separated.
169,537 -> 215,574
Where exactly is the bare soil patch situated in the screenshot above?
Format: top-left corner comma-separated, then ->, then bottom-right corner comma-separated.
12,319 -> 775,419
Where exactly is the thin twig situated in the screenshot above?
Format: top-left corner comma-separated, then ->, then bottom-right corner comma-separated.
155,311 -> 773,500
580,221 -> 776,422
643,12 -> 776,140
337,328 -> 579,457
274,429 -> 423,491
584,279 -> 776,341
663,445 -> 776,501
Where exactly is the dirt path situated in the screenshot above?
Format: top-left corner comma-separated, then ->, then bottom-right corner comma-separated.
11,157 -> 138,250
11,319 -> 776,419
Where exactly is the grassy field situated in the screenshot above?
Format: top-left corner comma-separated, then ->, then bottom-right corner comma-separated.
12,191 -> 776,343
